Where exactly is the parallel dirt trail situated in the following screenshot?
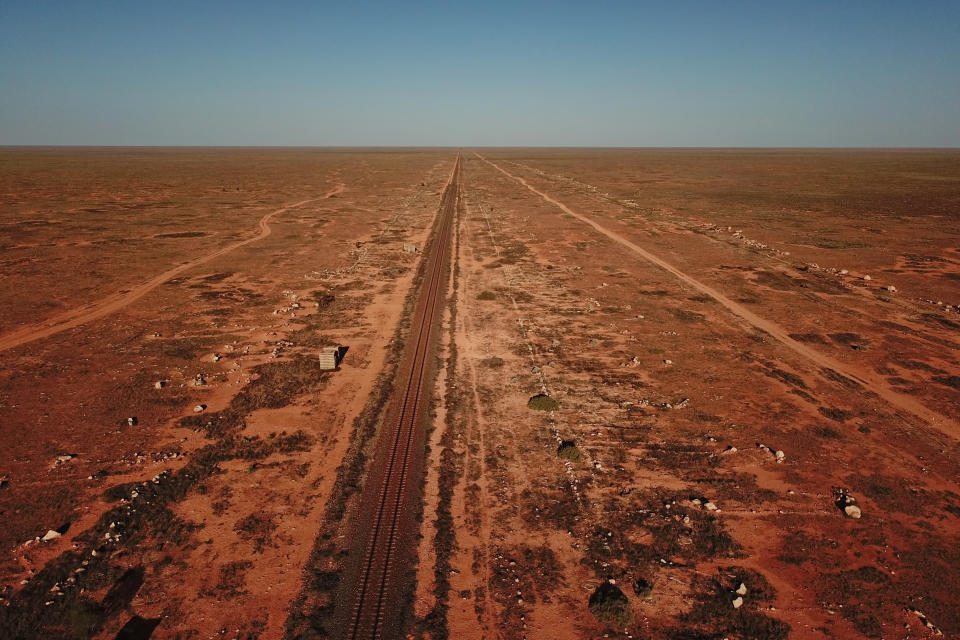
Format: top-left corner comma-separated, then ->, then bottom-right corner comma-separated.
477,153 -> 954,436
0,184 -> 345,353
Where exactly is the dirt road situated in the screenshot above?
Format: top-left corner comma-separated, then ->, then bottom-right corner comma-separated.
0,184 -> 345,354
477,153 -> 953,435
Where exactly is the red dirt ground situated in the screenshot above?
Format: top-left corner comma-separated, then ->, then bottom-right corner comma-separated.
1,148 -> 958,640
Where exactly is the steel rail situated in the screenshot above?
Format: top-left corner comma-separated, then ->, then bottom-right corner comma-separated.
345,153 -> 461,640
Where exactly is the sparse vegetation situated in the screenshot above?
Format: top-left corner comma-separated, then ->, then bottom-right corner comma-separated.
476,290 -> 496,300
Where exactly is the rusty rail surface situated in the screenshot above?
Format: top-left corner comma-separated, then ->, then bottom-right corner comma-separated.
344,153 -> 461,639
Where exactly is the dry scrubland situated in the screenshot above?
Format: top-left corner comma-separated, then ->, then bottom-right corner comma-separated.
1,148 -> 959,639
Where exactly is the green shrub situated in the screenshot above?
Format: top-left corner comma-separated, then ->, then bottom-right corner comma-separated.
557,440 -> 581,462
476,290 -> 496,300
527,394 -> 560,411
480,356 -> 505,368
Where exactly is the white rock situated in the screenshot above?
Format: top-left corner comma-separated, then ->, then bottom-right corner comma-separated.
704,502 -> 718,511
862,274 -> 871,281
732,596 -> 744,609
41,530 -> 61,542
193,404 -> 206,413
844,504 -> 862,519
736,583 -> 748,596
774,450 -> 785,463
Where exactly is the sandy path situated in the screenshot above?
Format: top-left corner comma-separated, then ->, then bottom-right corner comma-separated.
0,184 -> 345,353
476,154 -> 954,436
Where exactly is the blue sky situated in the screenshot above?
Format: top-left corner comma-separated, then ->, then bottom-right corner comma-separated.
1,1 -> 958,146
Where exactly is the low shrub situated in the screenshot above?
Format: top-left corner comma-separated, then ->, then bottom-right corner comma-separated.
588,582 -> 633,629
528,394 -> 560,411
557,440 -> 582,462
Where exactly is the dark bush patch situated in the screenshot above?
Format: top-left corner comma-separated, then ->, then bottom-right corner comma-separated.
235,511 -> 277,553
212,561 -> 253,598
670,308 -> 705,323
760,364 -> 807,389
155,231 -> 207,239
933,375 -> 960,390
819,407 -> 853,422
202,271 -> 234,282
476,290 -> 496,300
813,425 -> 843,439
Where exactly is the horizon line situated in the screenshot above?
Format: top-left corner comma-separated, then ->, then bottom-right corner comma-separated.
2,145 -> 960,151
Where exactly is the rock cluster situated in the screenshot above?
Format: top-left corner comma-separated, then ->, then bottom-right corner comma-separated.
833,487 -> 862,518
757,442 -> 785,463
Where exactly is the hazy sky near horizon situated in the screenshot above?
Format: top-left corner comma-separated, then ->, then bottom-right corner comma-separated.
1,1 -> 958,146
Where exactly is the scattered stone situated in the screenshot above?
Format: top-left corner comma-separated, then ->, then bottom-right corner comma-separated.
126,417 -> 138,427
41,530 -> 61,542
862,274 -> 871,281
844,504 -> 862,519
55,454 -> 77,465
193,404 -> 207,413
721,445 -> 738,455
190,374 -> 207,387
732,596 -> 744,609
663,359 -> 673,365
884,285 -> 897,293
774,450 -> 785,463
212,353 -> 222,362
153,380 -> 168,389
736,583 -> 748,596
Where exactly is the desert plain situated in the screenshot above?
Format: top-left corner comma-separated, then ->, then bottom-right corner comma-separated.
0,147 -> 958,639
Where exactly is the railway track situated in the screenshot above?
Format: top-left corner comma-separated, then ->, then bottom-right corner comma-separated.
343,153 -> 461,640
